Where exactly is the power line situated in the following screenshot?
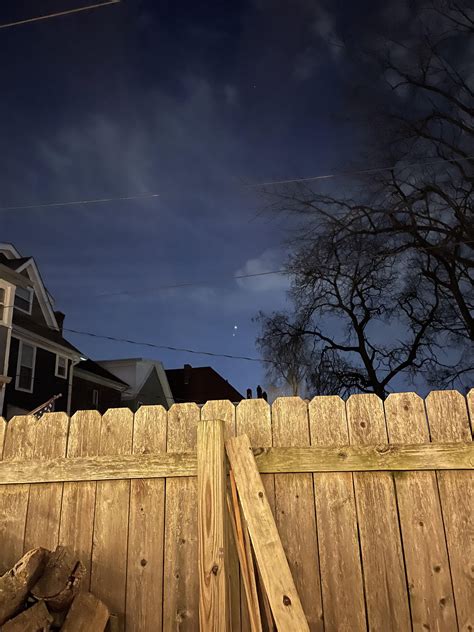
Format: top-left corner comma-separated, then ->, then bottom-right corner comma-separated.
0,0 -> 120,30
64,327 -> 275,365
245,156 -> 474,188
95,269 -> 287,297
0,192 -> 159,212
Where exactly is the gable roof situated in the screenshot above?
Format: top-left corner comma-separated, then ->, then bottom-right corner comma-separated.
165,365 -> 244,404
0,254 -> 32,270
13,311 -> 81,354
76,359 -> 129,386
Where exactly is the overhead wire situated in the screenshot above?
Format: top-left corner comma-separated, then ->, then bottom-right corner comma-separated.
0,0 -> 120,30
0,192 -> 159,212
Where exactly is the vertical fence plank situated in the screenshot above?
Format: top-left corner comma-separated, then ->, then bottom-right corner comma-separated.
59,410 -> 101,591
467,389 -> 474,436
23,413 -> 69,552
198,418 -> 227,631
309,396 -> 366,632
0,416 -> 36,572
90,409 -> 133,631
385,393 -> 457,630
425,391 -> 473,632
201,401 -> 240,632
346,394 -> 411,631
163,403 -> 200,631
272,397 -> 323,631
236,399 -> 274,631
127,406 -> 167,632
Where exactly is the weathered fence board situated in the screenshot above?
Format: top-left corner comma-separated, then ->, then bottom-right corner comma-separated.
310,396 -> 366,632
0,390 -> 471,632
272,397 -> 323,631
425,391 -> 474,632
385,393 -> 457,631
346,394 -> 411,632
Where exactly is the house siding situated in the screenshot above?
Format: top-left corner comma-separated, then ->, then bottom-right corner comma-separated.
4,337 -> 69,416
71,376 -> 122,415
123,368 -> 169,411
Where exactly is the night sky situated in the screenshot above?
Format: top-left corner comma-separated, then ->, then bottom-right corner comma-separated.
1,0 -> 413,397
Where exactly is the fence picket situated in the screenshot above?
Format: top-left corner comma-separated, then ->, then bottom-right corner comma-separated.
90,408 -> 133,631
272,397 -> 323,631
385,393 -> 457,630
425,391 -> 473,632
59,410 -> 101,590
309,396 -> 366,632
163,403 -> 200,631
346,394 -> 411,631
127,406 -> 167,632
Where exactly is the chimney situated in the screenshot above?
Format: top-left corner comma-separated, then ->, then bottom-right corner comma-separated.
184,364 -> 192,386
55,311 -> 65,333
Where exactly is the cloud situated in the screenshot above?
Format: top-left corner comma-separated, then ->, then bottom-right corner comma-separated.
235,249 -> 290,292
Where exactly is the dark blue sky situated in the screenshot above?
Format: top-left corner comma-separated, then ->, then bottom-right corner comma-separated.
0,0 -> 410,396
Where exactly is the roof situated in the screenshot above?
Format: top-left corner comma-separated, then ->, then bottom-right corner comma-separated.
165,365 -> 244,405
76,359 -> 129,386
0,254 -> 32,271
13,311 -> 81,354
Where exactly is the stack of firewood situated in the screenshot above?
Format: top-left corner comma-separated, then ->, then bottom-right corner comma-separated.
0,546 -> 110,631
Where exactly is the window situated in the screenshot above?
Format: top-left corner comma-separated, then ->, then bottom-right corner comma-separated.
92,389 -> 99,409
16,341 -> 36,392
55,355 -> 68,378
0,282 -> 13,325
14,286 -> 33,314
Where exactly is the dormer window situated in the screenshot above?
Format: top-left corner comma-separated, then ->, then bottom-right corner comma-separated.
14,286 -> 33,314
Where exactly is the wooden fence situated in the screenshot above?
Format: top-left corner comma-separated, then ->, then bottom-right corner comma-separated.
0,390 -> 472,631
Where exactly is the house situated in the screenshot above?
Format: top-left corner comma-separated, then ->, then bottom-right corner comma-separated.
165,364 -> 244,405
0,243 -> 127,419
71,359 -> 129,415
97,358 -> 174,411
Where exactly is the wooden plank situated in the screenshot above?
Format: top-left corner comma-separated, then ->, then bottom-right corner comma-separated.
0,441 -> 471,485
226,434 -> 310,632
425,390 -> 473,632
346,394 -> 411,631
61,592 -> 110,632
90,409 -> 133,632
127,406 -> 166,632
32,545 -> 85,611
272,397 -> 323,631
23,412 -> 69,552
201,401 -> 240,632
0,547 -> 48,626
163,403 -> 200,632
0,415 -> 37,572
385,392 -> 457,630
59,410 -> 101,591
309,396 -> 366,632
1,599 -> 53,631
236,399 -> 274,631
197,418 -> 227,631
468,389 -> 474,435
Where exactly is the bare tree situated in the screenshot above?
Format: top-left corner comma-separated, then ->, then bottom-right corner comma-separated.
259,0 -> 473,393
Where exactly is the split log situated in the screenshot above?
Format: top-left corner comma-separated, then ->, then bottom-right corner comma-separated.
61,593 -> 110,632
1,600 -> 53,631
0,548 -> 48,625
31,546 -> 85,611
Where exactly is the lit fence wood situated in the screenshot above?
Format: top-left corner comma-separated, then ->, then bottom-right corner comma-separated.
0,390 -> 472,631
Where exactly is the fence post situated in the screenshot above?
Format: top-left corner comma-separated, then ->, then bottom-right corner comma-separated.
197,419 -> 227,631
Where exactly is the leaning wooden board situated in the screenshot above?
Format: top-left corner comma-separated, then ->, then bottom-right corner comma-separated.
272,397 -> 323,631
226,433 -> 309,632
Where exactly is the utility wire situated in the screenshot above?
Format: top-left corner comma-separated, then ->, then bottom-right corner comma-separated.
245,155 -> 474,187
64,327 -> 280,365
0,192 -> 159,212
0,0 -> 120,30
